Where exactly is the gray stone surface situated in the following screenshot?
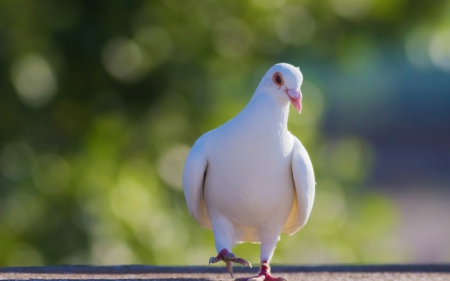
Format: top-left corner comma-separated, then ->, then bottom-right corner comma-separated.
0,264 -> 449,280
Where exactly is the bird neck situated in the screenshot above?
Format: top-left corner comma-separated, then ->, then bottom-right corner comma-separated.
240,91 -> 290,133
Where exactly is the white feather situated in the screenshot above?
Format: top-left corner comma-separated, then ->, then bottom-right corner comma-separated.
183,63 -> 315,261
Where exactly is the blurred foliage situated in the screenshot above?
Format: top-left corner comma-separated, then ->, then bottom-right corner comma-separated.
0,0 -> 449,266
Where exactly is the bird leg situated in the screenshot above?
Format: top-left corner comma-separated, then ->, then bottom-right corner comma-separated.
236,260 -> 287,281
209,248 -> 252,278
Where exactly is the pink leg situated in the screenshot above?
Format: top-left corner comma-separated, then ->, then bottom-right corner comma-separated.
209,249 -> 252,278
236,260 -> 287,281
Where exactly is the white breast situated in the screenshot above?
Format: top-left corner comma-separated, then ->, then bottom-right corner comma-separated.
203,116 -> 295,237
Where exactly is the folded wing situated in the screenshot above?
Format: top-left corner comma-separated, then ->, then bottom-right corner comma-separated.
282,137 -> 315,235
182,135 -> 212,230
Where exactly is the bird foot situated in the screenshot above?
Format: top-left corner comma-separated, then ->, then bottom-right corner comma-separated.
209,249 -> 252,278
236,262 -> 287,281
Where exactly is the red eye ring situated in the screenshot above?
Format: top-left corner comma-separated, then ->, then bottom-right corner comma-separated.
272,72 -> 284,87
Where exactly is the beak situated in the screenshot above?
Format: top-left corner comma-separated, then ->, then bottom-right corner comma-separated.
287,89 -> 302,113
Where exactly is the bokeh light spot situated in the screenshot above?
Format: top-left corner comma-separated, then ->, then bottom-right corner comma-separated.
158,144 -> 190,189
319,137 -> 374,184
330,0 -> 372,21
134,26 -> 173,68
309,180 -> 347,235
429,29 -> 450,71
102,38 -> 149,83
11,54 -> 57,108
92,239 -> 137,265
405,28 -> 432,69
109,161 -> 156,228
330,138 -> 363,181
251,0 -> 286,9
275,6 -> 315,46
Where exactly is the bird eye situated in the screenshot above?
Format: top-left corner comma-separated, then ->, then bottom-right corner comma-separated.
272,72 -> 283,87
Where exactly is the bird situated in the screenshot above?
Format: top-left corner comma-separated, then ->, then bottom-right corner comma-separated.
182,63 -> 315,281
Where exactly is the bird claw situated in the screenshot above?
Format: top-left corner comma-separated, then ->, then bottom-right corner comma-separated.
226,261 -> 234,278
233,257 -> 252,268
222,252 -> 252,267
209,256 -> 221,265
235,263 -> 286,281
209,249 -> 252,278
224,252 -> 237,261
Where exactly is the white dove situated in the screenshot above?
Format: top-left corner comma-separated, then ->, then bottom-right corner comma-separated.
183,63 -> 315,281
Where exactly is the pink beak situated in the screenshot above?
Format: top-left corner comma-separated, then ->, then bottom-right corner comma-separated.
287,89 -> 302,113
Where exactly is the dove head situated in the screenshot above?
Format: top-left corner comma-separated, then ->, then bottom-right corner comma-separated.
257,63 -> 303,113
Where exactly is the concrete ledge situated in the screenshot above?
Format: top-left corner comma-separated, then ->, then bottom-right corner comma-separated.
1,264 -> 449,280
1,264 -> 450,273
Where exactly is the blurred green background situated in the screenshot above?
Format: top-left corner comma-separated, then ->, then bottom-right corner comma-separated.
1,0 -> 450,266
